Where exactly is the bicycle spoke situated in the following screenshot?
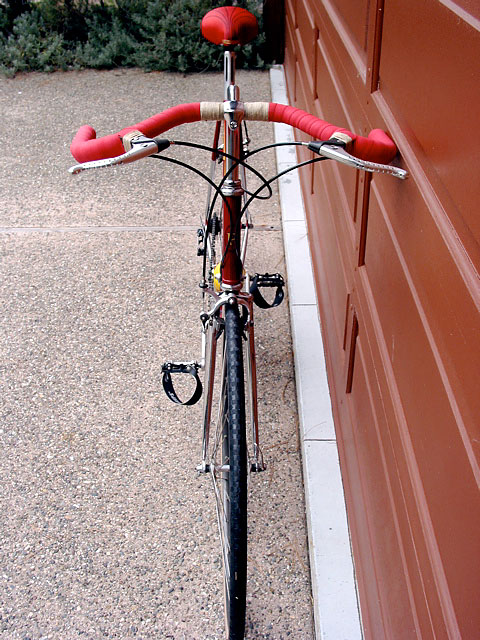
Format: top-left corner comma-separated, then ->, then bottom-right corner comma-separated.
210,467 -> 231,582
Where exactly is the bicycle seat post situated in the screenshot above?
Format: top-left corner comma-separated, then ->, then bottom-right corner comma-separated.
224,49 -> 236,100
223,49 -> 244,188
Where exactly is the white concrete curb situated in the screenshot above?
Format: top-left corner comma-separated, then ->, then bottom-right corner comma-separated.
269,65 -> 363,640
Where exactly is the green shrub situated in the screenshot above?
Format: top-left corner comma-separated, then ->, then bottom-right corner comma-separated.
74,13 -> 137,69
131,0 -> 225,73
0,0 -> 266,75
37,0 -> 90,42
0,9 -> 71,75
0,6 -> 10,34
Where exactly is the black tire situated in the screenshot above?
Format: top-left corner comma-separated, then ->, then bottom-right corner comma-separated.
218,304 -> 247,639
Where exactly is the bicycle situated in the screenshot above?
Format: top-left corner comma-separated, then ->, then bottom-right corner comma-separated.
68,6 -> 407,639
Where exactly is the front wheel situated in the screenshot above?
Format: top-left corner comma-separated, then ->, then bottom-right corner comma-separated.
213,303 -> 247,639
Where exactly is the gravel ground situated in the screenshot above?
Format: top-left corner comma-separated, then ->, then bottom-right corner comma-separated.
0,69 -> 314,640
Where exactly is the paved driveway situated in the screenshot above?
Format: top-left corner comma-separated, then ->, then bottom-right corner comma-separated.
0,69 -> 314,639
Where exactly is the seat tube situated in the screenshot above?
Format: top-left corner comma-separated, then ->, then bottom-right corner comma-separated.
221,48 -> 244,289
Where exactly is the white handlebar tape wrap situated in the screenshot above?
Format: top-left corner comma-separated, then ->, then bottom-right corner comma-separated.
200,102 -> 224,121
122,130 -> 144,151
244,102 -> 269,120
329,131 -> 353,146
200,102 -> 270,122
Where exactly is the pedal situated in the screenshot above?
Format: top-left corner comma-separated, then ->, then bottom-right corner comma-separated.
250,273 -> 285,309
161,361 -> 203,406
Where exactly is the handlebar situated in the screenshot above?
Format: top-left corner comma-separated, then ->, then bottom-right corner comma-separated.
70,102 -> 397,163
69,101 -> 407,179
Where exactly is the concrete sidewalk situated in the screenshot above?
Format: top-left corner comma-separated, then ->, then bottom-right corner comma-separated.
0,70 -> 314,639
270,66 -> 363,640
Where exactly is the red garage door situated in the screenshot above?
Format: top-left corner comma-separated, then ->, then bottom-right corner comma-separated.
283,1 -> 480,637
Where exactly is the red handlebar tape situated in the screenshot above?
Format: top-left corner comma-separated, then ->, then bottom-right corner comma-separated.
70,101 -> 397,164
267,103 -> 397,164
70,103 -> 202,163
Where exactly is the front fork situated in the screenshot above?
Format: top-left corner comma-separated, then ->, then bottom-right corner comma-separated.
197,290 -> 265,474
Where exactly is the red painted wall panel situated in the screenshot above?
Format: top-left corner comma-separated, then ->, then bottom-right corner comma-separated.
284,1 -> 480,637
380,0 -> 480,254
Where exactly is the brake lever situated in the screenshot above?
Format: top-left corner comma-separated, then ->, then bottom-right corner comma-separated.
68,136 -> 170,174
308,140 -> 408,180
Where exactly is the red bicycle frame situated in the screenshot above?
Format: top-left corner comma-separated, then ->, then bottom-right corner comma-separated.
220,50 -> 245,290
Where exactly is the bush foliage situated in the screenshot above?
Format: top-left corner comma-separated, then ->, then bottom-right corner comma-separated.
0,0 -> 266,76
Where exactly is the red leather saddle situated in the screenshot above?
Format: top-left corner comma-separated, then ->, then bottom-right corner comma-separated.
201,6 -> 258,47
